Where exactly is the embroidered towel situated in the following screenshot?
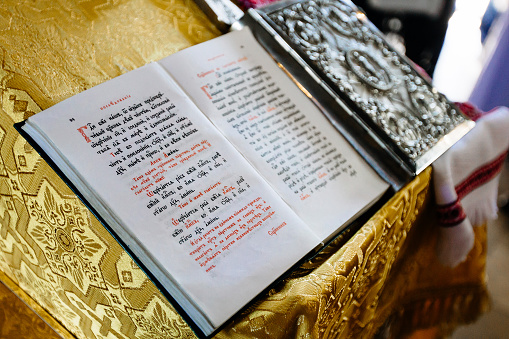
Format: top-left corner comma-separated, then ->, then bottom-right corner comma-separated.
433,104 -> 509,267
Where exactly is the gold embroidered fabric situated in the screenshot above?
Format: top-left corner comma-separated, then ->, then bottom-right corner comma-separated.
216,169 -> 488,338
0,1 -> 487,338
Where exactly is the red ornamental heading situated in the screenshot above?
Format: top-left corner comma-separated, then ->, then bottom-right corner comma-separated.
100,94 -> 131,110
77,125 -> 90,143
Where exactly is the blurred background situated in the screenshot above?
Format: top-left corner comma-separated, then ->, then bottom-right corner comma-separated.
436,1 -> 509,337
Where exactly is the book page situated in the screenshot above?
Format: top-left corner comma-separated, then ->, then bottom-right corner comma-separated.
23,63 -> 320,329
159,28 -> 389,240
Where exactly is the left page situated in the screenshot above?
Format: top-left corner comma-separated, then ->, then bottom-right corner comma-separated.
22,63 -> 320,332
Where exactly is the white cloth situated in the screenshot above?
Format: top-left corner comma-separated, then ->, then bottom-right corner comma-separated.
432,105 -> 509,267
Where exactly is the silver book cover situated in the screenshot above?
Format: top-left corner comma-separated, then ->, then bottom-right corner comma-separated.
230,0 -> 474,188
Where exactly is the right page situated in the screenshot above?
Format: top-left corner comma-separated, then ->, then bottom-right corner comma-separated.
159,28 -> 389,241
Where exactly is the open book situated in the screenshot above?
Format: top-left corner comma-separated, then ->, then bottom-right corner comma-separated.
18,28 -> 391,336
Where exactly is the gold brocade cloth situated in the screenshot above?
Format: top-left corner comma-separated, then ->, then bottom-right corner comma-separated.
0,1 -> 488,338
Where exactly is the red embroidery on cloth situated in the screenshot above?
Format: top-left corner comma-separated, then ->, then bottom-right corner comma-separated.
455,102 -> 484,121
455,150 -> 509,201
437,199 -> 466,227
436,105 -> 507,228
437,150 -> 508,227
